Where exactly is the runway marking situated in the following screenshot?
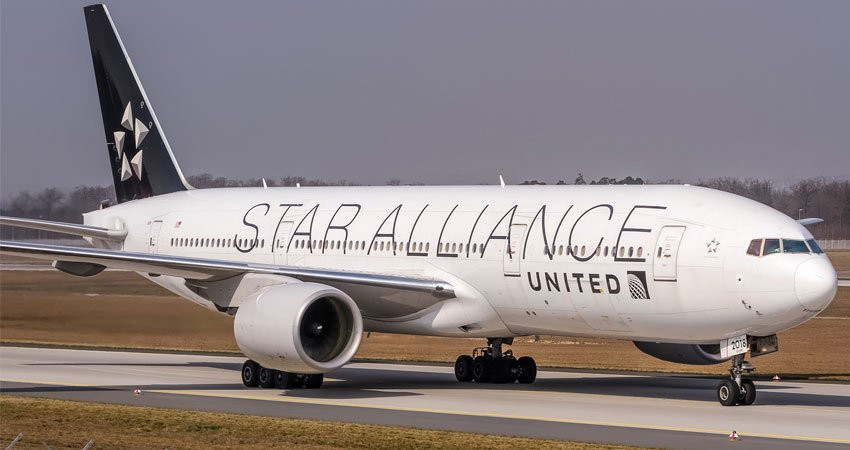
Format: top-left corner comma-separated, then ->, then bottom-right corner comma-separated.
150,388 -> 850,445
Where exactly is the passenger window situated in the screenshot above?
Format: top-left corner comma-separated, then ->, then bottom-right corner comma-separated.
604,246 -> 609,257
628,247 -> 634,257
747,239 -> 762,256
763,239 -> 781,255
806,239 -> 824,254
783,239 -> 809,254
459,243 -> 464,253
657,247 -> 662,258
472,243 -> 477,254
637,247 -> 643,258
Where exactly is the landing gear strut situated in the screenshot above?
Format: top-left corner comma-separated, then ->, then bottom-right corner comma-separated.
717,354 -> 756,406
454,338 -> 537,384
241,360 -> 323,389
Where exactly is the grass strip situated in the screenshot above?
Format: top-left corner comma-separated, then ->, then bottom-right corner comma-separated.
0,395 -> 640,450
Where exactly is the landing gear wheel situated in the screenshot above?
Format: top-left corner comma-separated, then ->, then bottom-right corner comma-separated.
275,371 -> 298,389
241,360 -> 259,387
739,379 -> 756,405
491,356 -> 515,383
517,356 -> 537,384
258,367 -> 276,389
454,355 -> 474,382
304,373 -> 324,389
717,379 -> 740,406
472,355 -> 492,383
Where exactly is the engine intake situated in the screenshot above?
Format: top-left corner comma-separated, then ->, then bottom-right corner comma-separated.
234,282 -> 363,373
633,341 -> 730,365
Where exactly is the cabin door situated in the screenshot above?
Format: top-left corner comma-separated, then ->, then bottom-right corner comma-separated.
653,225 -> 686,281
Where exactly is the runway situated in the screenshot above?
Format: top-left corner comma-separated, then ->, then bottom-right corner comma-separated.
1,346 -> 848,449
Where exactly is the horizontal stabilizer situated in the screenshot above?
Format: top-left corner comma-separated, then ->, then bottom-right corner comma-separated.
797,218 -> 824,226
0,216 -> 127,241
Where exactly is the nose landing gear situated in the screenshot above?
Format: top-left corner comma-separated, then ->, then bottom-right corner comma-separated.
454,338 -> 537,384
717,354 -> 756,406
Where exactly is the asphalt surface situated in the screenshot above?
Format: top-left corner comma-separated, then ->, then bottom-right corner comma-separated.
2,347 -> 849,449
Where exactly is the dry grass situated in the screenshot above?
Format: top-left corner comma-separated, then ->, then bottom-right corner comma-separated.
1,251 -> 849,379
0,396 -> 637,450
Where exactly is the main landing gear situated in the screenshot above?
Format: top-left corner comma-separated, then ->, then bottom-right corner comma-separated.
716,354 -> 756,406
454,338 -> 537,384
241,360 -> 323,389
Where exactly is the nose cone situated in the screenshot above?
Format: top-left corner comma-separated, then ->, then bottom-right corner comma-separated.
795,258 -> 838,310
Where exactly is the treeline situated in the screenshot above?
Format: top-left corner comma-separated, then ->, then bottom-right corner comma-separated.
2,174 -> 848,239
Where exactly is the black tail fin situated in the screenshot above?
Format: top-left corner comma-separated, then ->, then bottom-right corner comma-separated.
84,4 -> 190,203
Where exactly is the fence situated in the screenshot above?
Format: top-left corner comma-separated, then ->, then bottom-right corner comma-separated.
818,240 -> 850,250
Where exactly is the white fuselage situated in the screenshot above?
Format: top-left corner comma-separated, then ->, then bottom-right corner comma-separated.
83,184 -> 837,344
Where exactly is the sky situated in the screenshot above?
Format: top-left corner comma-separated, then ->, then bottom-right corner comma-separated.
1,0 -> 849,197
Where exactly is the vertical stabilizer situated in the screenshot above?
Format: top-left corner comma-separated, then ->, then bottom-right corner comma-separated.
84,4 -> 190,203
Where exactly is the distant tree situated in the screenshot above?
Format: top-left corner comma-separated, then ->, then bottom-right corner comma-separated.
574,173 -> 587,185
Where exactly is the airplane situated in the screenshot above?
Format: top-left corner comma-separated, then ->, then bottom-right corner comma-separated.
0,4 -> 838,406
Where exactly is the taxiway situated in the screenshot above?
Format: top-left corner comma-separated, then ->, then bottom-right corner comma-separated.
1,346 -> 848,449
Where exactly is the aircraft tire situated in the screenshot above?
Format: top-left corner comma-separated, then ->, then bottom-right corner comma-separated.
258,367 -> 276,389
455,355 -> 474,382
275,370 -> 298,389
472,355 -> 492,383
739,379 -> 756,405
517,356 -> 537,384
305,373 -> 324,389
717,379 -> 740,406
241,360 -> 260,387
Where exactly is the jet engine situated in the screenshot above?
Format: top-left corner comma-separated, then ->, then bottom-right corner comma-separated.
633,341 -> 731,365
234,282 -> 363,373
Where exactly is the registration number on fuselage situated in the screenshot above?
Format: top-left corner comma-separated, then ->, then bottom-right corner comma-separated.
720,334 -> 749,359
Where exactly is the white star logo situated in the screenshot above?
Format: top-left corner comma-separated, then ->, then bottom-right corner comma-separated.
113,102 -> 149,181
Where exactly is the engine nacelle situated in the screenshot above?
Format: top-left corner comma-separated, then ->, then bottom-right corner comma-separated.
234,282 -> 363,373
633,341 -> 731,365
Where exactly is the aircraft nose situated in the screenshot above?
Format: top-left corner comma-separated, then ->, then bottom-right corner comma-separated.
795,258 -> 838,310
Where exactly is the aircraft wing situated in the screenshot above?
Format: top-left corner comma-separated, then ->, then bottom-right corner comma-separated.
0,216 -> 127,241
0,240 -> 455,300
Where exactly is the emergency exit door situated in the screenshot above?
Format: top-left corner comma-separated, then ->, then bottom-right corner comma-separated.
148,220 -> 163,253
653,225 -> 685,281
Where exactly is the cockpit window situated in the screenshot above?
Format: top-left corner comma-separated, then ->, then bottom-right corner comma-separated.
763,239 -> 781,255
806,239 -> 824,254
783,239 -> 809,254
746,239 -> 762,256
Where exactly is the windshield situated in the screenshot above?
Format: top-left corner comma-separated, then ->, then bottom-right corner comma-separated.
783,239 -> 810,254
806,239 -> 824,254
763,239 -> 781,255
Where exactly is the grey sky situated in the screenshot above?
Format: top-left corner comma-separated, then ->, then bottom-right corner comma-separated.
2,0 -> 849,196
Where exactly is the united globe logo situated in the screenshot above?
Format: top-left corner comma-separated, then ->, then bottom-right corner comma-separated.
627,271 -> 650,300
